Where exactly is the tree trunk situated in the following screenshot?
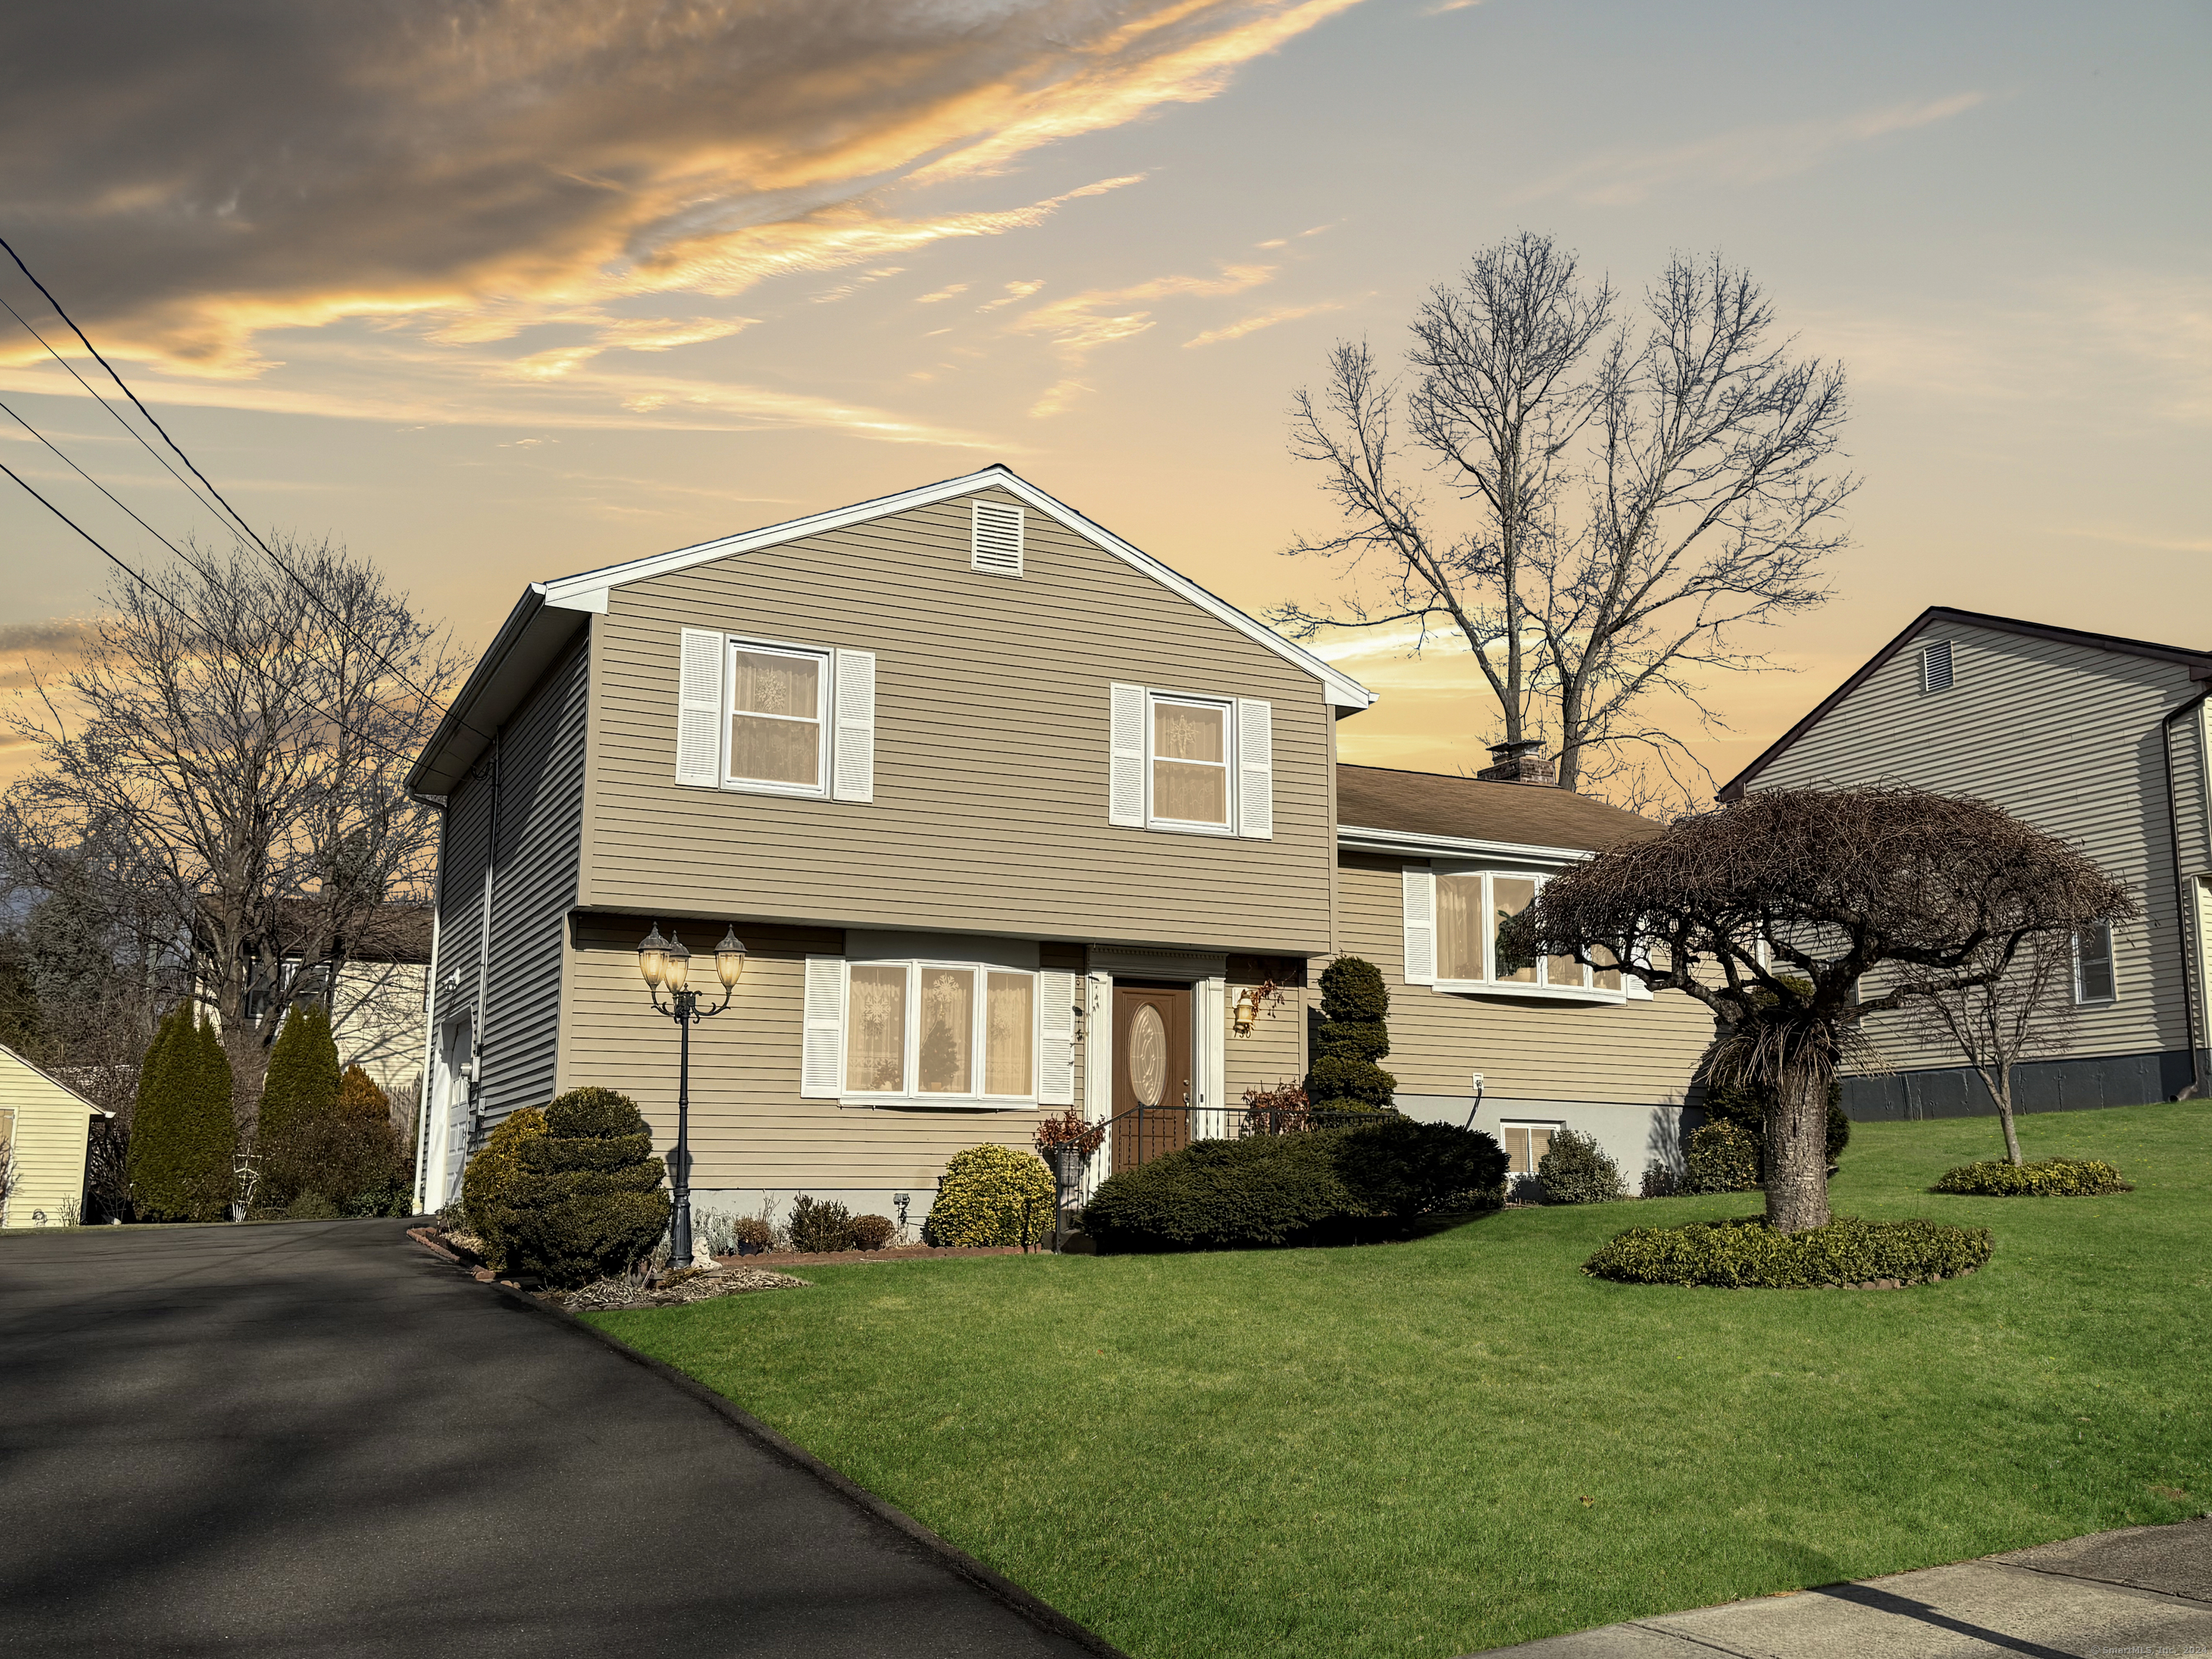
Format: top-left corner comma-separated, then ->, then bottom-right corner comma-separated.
1997,1074 -> 2023,1165
1763,1069 -> 1832,1232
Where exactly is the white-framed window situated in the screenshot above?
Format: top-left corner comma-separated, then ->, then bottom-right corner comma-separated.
1106,683 -> 1272,840
832,960 -> 1047,1107
2074,922 -> 2117,1004
1499,1121 -> 1562,1179
1405,865 -> 1637,1002
675,629 -> 875,801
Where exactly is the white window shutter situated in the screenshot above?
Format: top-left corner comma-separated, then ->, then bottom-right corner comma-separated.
675,629 -> 722,787
1402,866 -> 1436,985
832,648 -> 876,803
971,500 -> 1024,576
800,958 -> 845,1098
1108,683 -> 1146,827
1038,969 -> 1077,1105
1235,698 -> 1273,840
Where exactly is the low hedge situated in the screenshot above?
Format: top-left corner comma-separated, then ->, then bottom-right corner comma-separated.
1583,1214 -> 1992,1289
1933,1159 -> 2131,1197
1079,1118 -> 1506,1251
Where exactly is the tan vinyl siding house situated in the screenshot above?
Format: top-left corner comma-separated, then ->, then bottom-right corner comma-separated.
0,1044 -> 107,1227
1721,608 -> 2212,1118
406,465 -> 1706,1223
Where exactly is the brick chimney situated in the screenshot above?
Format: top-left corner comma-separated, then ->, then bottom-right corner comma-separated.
1475,739 -> 1555,786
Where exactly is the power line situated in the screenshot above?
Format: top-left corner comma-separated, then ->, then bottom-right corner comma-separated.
0,454 -> 431,775
0,233 -> 484,740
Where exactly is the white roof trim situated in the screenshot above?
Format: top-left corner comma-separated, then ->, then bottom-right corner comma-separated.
1336,825 -> 1597,866
534,467 -> 1375,709
0,1042 -> 114,1115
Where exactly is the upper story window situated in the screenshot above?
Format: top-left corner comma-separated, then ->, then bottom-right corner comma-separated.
2074,922 -> 2117,1004
1107,683 -> 1272,840
675,629 -> 875,803
728,643 -> 827,794
1920,640 -> 1954,693
1404,865 -> 1638,1002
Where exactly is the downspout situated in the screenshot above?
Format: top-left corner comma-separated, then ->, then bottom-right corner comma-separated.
2160,688 -> 2210,1102
411,906 -> 441,1213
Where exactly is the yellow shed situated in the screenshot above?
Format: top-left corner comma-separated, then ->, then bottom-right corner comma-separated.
0,1043 -> 109,1228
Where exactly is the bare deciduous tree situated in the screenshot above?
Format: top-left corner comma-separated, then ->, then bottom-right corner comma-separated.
2,538 -> 457,1105
1900,934 -> 2079,1166
1510,788 -> 2134,1232
1278,233 -> 1853,805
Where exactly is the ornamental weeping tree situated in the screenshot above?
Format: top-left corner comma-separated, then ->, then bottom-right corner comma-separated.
1505,787 -> 2134,1232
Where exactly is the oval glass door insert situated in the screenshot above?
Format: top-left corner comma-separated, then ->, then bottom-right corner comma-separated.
1128,1004 -> 1168,1107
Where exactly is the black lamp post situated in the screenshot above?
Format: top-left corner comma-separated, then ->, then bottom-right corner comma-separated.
637,922 -> 747,1271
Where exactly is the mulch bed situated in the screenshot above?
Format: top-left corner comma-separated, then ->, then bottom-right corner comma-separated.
706,1244 -> 1046,1268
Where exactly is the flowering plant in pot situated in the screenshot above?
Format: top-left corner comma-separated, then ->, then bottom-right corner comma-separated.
1035,1109 -> 1106,1188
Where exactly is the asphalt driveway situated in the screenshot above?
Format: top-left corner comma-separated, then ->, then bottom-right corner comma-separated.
0,1220 -> 1110,1658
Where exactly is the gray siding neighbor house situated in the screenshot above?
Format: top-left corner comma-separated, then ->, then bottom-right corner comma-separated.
405,465 -> 1714,1223
1719,607 -> 2212,1120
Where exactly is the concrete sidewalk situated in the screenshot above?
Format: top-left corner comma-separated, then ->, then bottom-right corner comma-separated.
1485,1517 -> 2212,1657
0,1218 -> 1115,1658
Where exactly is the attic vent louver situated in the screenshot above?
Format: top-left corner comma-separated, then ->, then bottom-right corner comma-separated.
971,500 -> 1024,577
1920,640 -> 1954,693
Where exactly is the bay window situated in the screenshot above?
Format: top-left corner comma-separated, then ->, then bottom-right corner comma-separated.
1407,865 -> 1640,1002
840,960 -> 1040,1104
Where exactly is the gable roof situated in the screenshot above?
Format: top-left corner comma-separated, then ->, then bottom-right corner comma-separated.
408,464 -> 1374,797
0,1043 -> 112,1116
1336,764 -> 1664,858
1717,606 -> 2212,804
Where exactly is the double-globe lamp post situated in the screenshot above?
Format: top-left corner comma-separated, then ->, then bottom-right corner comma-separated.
637,923 -> 747,1272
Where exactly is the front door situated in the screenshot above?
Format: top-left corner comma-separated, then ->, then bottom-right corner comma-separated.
1111,982 -> 1192,1174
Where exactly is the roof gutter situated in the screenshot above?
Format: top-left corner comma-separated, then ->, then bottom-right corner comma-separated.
2160,685 -> 2211,1101
404,585 -> 547,798
1336,824 -> 1601,864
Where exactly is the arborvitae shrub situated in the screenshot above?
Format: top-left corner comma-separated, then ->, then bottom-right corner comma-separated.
786,1194 -> 858,1252
461,1106 -> 547,1268
1933,1159 -> 2130,1197
922,1143 -> 1056,1246
1304,956 -> 1396,1113
1537,1128 -> 1625,1204
850,1214 -> 896,1251
1584,1214 -> 1992,1288
127,1007 -> 237,1222
500,1087 -> 672,1288
258,1003 -> 343,1205
1681,1121 -> 1762,1195
1330,1118 -> 1509,1216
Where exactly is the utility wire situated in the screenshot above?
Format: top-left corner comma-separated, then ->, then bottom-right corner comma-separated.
0,453 -> 431,774
0,233 -> 484,739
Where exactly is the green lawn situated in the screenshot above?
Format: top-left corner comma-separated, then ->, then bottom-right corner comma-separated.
589,1104 -> 2212,1658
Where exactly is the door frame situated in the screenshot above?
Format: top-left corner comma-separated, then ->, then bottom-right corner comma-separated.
1082,950 -> 1227,1196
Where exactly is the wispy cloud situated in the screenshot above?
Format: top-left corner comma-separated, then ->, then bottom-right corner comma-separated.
1516,91 -> 1987,206
1009,264 -> 1277,412
1183,299 -> 1346,347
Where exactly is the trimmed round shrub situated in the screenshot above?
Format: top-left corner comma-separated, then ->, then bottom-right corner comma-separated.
1681,1121 -> 1761,1195
500,1087 -> 672,1288
786,1194 -> 858,1252
460,1106 -> 547,1269
1584,1214 -> 1992,1289
850,1214 -> 896,1251
732,1215 -> 775,1252
1079,1132 -> 1362,1251
1331,1118 -> 1509,1216
924,1143 -> 1056,1246
1537,1128 -> 1624,1204
1303,956 -> 1397,1113
1934,1159 -> 2130,1197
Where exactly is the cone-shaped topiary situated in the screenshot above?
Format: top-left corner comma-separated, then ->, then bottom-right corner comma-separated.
461,1105 -> 547,1269
499,1088 -> 672,1287
127,1007 -> 237,1222
1303,956 -> 1396,1113
922,1143 -> 1056,1246
258,1002 -> 342,1205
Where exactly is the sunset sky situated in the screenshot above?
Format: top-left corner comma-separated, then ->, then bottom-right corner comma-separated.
3,0 -> 2206,795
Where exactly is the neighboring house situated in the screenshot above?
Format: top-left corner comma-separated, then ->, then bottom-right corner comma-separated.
405,466 -> 1711,1220
0,1043 -> 109,1226
218,901 -> 433,1105
1720,606 -> 2212,1118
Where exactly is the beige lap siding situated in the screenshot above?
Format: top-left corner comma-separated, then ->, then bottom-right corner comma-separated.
580,487 -> 1335,955
0,1048 -> 96,1226
1223,958 -> 1310,1102
1336,855 -> 1713,1103
560,918 -> 1058,1193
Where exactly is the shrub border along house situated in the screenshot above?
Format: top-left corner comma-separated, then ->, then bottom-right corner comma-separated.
1933,1159 -> 2131,1197
1583,1214 -> 1992,1290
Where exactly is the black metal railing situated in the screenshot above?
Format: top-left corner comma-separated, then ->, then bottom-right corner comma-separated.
1087,1102 -> 1395,1177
